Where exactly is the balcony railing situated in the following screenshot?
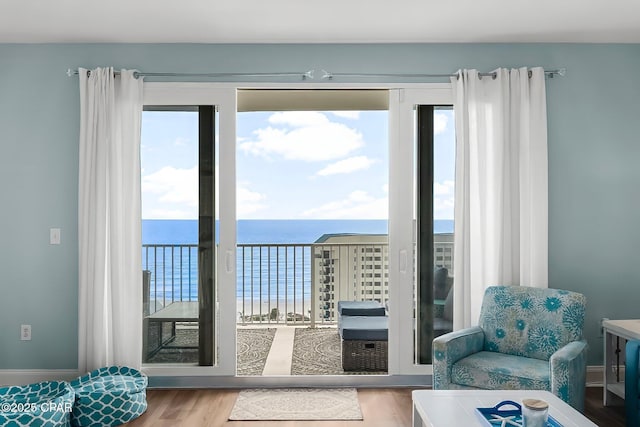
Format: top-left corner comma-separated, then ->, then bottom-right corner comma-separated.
142,237 -> 453,326
142,243 -> 314,325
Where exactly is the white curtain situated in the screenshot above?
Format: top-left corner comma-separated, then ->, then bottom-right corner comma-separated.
78,68 -> 144,372
452,68 -> 548,329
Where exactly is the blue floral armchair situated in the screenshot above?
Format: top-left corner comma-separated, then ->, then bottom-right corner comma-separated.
432,285 -> 587,410
626,340 -> 640,427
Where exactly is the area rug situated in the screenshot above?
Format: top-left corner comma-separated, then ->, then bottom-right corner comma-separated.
236,328 -> 277,375
291,327 -> 342,375
147,327 -> 276,376
228,388 -> 363,420
291,327 -> 386,375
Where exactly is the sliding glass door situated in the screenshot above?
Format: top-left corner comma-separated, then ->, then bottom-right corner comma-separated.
391,87 -> 454,374
138,83 -> 453,382
141,85 -> 236,375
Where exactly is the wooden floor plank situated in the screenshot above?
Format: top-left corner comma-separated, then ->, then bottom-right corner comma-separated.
127,387 -> 626,427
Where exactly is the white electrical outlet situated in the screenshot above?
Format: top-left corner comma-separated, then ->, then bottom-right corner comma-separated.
21,324 -> 31,341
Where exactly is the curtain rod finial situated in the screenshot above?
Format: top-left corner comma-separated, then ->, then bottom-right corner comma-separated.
557,68 -> 567,77
321,69 -> 333,80
303,70 -> 314,80
66,68 -> 74,77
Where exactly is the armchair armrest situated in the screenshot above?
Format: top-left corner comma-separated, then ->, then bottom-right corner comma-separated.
432,326 -> 484,389
550,339 -> 588,411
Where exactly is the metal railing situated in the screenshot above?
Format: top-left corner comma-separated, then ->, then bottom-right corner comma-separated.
142,238 -> 453,326
143,244 -> 198,314
142,243 -> 314,325
237,244 -> 312,325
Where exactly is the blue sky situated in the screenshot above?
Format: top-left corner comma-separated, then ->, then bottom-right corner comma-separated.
141,109 -> 454,220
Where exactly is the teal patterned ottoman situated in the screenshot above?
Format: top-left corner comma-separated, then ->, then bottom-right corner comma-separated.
70,366 -> 147,427
0,380 -> 74,427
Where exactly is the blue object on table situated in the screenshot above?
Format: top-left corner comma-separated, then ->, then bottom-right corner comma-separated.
475,400 -> 563,427
70,366 -> 147,427
0,380 -> 74,427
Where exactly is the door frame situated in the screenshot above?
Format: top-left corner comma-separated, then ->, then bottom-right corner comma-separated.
142,84 -> 237,377
141,82 -> 453,385
393,87 -> 454,375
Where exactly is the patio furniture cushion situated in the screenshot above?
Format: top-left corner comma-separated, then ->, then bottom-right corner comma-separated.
339,315 -> 388,341
0,380 -> 74,427
70,366 -> 147,427
337,300 -> 386,317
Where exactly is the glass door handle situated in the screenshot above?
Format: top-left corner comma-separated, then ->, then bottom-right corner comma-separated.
225,249 -> 233,273
399,249 -> 408,274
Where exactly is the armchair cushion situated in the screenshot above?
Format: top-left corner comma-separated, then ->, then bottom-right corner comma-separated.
452,351 -> 549,390
479,286 -> 586,360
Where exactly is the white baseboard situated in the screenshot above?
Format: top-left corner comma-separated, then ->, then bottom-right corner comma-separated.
0,367 -> 609,388
586,365 -> 602,387
586,365 -> 625,387
0,370 -> 79,386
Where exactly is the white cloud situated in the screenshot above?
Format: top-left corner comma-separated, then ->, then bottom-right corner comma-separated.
302,191 -> 388,219
174,137 -> 189,146
434,180 -> 454,196
434,180 -> 455,219
331,111 -> 360,120
316,156 -> 377,176
142,166 -> 198,219
434,112 -> 449,135
237,184 -> 268,218
143,166 -> 269,219
268,111 -> 329,127
240,112 -> 364,162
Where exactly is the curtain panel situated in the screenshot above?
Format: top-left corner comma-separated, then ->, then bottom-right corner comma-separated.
452,68 -> 549,329
78,68 -> 143,372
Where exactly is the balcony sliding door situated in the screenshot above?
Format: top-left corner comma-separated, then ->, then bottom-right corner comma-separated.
391,87 -> 454,374
138,83 -> 452,382
141,85 -> 236,376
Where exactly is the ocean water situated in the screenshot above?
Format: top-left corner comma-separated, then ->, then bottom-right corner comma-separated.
142,219 -> 453,316
142,219 -> 453,244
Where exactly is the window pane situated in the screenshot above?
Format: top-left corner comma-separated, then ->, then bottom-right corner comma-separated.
413,106 -> 455,365
141,107 -> 217,366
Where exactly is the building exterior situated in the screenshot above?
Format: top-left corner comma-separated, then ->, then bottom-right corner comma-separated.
312,233 -> 454,322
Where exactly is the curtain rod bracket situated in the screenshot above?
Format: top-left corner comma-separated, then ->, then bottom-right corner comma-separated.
321,70 -> 333,80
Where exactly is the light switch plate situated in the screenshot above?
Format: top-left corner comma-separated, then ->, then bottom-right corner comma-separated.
50,228 -> 61,245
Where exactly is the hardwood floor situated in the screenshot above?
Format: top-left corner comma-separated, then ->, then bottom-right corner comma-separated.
584,386 -> 626,427
126,387 -> 625,427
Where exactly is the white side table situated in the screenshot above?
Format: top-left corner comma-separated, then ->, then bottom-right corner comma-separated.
602,318 -> 640,406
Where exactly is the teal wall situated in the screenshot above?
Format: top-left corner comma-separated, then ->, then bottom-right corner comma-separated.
0,44 -> 638,369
